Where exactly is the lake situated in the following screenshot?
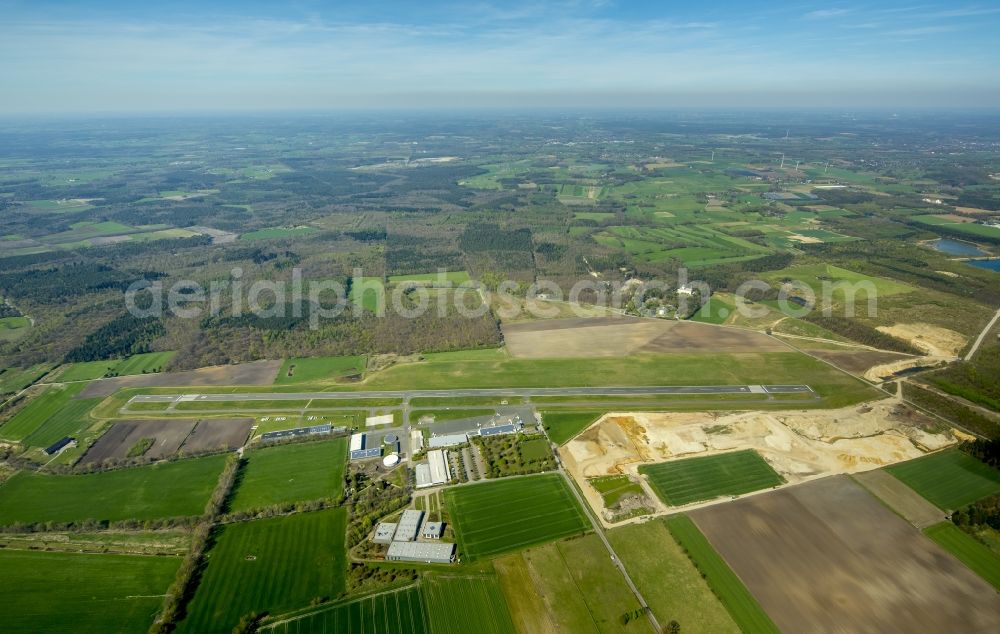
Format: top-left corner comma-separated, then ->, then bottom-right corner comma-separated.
927,238 -> 986,257
967,258 -> 1000,272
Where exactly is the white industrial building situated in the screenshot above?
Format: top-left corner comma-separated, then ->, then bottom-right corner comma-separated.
394,509 -> 424,542
428,433 -> 468,448
349,433 -> 365,452
386,541 -> 455,564
416,450 -> 451,488
373,522 -> 397,544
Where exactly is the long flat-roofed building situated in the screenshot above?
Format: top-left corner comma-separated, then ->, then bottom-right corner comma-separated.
428,433 -> 468,448
394,509 -> 424,542
386,541 -> 455,564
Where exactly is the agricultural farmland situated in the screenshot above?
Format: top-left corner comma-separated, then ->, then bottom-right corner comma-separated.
688,476 -> 1000,632
0,549 -> 180,633
493,534 -> 649,633
639,450 -> 784,506
228,437 -> 348,512
444,473 -> 588,561
179,509 -> 347,634
0,382 -> 87,442
259,585 -> 429,634
924,522 -> 1000,591
886,449 -> 1000,510
424,572 -> 515,634
0,454 -> 227,525
608,519 -> 738,633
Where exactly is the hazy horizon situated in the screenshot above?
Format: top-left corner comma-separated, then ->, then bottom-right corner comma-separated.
3,0 -> 1000,114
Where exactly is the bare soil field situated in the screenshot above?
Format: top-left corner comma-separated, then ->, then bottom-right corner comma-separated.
806,349 -> 912,376
180,418 -> 253,452
690,476 -> 1000,632
78,360 -> 282,398
852,469 -> 946,529
877,323 -> 967,357
503,316 -> 786,359
81,419 -> 198,463
560,400 -> 962,524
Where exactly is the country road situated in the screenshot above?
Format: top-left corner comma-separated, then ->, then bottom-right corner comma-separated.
965,307 -> 1000,361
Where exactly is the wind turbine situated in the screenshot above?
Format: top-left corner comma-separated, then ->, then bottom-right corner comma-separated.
710,150 -> 715,162
779,153 -> 786,169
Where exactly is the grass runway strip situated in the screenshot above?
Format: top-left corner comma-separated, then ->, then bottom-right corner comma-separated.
639,449 -> 784,506
886,449 -> 1000,511
665,515 -> 779,633
445,474 -> 589,561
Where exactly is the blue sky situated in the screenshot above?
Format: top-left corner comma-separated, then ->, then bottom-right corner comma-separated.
1,1 -> 998,113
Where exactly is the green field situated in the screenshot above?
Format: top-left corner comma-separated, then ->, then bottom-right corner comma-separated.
49,352 -> 174,383
588,475 -> 645,507
240,225 -> 318,241
228,438 -> 348,512
388,271 -> 471,285
0,549 -> 180,633
494,534 -> 648,633
0,363 -> 53,395
260,585 -> 428,633
0,454 -> 227,525
924,522 -> 1000,590
0,382 -> 87,442
0,315 -> 30,341
445,474 -> 589,561
885,449 -> 1000,510
180,509 -> 347,634
349,276 -> 385,312
540,410 -> 602,444
22,395 -> 102,448
424,573 -> 515,634
690,295 -> 737,325
275,355 -> 367,384
665,515 -> 778,633
639,450 -> 784,506
607,519 -> 738,633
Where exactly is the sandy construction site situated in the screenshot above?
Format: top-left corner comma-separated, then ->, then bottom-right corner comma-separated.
559,399 -> 968,524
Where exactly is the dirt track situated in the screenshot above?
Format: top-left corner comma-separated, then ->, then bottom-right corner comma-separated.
78,360 -> 282,398
503,316 -> 786,358
690,476 -> 1000,633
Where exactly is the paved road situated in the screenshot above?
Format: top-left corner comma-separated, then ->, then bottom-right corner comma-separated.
965,307 -> 1000,361
130,384 -> 813,403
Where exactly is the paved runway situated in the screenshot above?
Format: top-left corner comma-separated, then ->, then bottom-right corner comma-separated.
130,384 -> 814,403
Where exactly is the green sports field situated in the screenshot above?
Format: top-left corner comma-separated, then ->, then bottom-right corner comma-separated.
885,449 -> 1000,510
924,522 -> 1000,590
444,473 -> 589,561
180,508 -> 347,634
424,572 -> 516,634
0,454 -> 227,525
228,437 -> 348,512
639,450 -> 784,506
0,549 -> 180,633
259,585 -> 429,633
665,515 -> 778,633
